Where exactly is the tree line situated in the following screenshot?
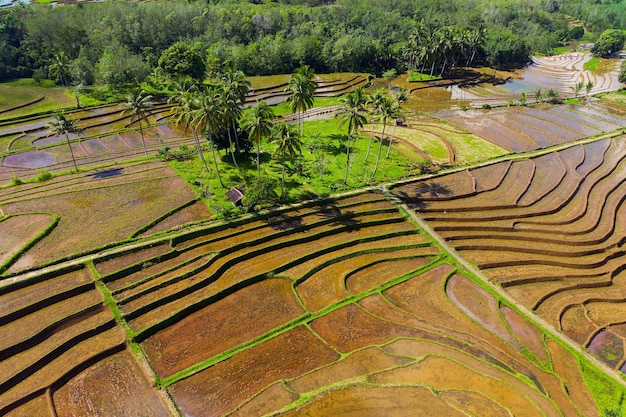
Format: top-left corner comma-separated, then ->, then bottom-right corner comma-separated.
1,0 -> 625,86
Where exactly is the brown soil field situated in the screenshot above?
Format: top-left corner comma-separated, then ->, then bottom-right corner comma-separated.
394,136 -> 626,373
2,164 -> 202,273
94,242 -> 173,276
296,246 -> 438,312
168,326 -> 340,417
142,278 -> 306,378
52,350 -> 170,417
278,385 -> 469,417
0,214 -> 54,267
0,183 -> 615,415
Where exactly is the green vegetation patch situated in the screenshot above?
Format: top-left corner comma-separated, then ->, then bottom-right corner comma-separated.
408,71 -> 442,82
584,57 -> 600,71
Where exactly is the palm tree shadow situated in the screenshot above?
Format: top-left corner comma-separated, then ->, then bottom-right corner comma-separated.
266,213 -> 304,230
413,182 -> 452,198
318,201 -> 361,228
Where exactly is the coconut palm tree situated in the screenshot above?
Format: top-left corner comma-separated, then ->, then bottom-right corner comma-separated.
571,80 -> 584,98
168,80 -> 211,174
386,87 -> 409,158
195,85 -> 227,188
220,69 -> 250,154
286,68 -> 316,135
365,89 -> 387,161
372,96 -> 398,178
272,121 -> 302,198
121,89 -> 155,158
336,87 -> 367,184
241,100 -> 275,179
49,51 -> 71,87
585,80 -> 594,97
47,113 -> 80,172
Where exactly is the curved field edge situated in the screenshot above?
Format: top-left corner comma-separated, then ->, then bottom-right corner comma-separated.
0,213 -> 59,274
1,182 -> 625,415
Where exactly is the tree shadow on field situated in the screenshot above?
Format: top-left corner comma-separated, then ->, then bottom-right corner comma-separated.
318,200 -> 361,229
89,168 -> 124,179
266,213 -> 304,230
326,134 -> 347,156
413,182 -> 452,199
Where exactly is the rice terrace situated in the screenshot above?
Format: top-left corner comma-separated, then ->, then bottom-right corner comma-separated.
3,0 -> 626,415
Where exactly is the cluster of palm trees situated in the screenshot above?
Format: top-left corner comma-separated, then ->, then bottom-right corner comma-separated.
404,23 -> 486,78
336,86 -> 409,183
45,66 -> 412,204
166,69 -> 311,198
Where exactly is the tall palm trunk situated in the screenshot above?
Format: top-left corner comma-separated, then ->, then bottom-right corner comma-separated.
343,132 -> 352,185
208,132 -> 225,188
232,119 -> 241,153
65,133 -> 78,172
138,119 -> 148,158
192,127 -> 210,173
280,151 -> 286,198
386,122 -> 397,158
372,119 -> 387,178
256,140 -> 261,179
226,127 -> 240,170
365,123 -> 375,161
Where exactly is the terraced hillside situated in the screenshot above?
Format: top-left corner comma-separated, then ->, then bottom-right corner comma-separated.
443,52 -> 624,108
0,73 -> 369,186
439,99 -> 626,152
0,190 -> 614,415
391,135 -> 626,375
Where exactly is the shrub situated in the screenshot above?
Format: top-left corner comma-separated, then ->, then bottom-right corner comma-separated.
37,171 -> 53,182
11,176 -> 23,186
482,103 -> 492,109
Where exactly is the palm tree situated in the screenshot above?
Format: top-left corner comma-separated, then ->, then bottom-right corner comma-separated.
195,85 -> 226,188
286,68 -> 316,136
122,89 -> 155,158
168,80 -> 211,174
386,87 -> 409,158
336,88 -> 367,184
47,113 -> 80,172
49,51 -> 71,87
241,100 -> 275,179
372,96 -> 398,178
585,80 -> 594,97
272,121 -> 302,198
220,69 -> 250,154
571,80 -> 584,98
365,89 -> 387,161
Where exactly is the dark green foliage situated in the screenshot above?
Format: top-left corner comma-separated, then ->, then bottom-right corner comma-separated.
158,41 -> 206,81
242,177 -> 279,211
1,0 -> 626,83
570,26 -> 585,40
484,30 -> 532,70
591,29 -> 626,57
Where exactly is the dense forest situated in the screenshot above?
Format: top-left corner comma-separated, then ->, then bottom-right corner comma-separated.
1,0 -> 625,87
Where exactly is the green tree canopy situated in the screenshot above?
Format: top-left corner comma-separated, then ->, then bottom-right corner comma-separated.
484,30 -> 531,70
158,41 -> 206,81
591,29 -> 626,58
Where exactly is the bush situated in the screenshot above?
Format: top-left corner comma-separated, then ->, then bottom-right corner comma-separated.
11,176 -> 23,186
36,171 -> 53,182
482,103 -> 492,109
